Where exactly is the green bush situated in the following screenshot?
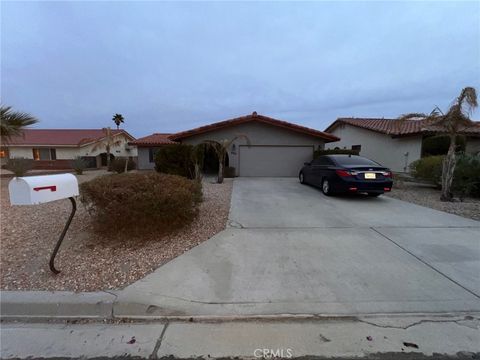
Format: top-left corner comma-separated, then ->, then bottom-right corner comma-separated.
422,135 -> 466,156
452,154 -> 480,198
154,144 -> 196,179
5,157 -> 33,177
409,155 -> 444,187
71,157 -> 87,175
409,154 -> 480,198
314,149 -> 359,158
80,173 -> 202,234
109,157 -> 136,173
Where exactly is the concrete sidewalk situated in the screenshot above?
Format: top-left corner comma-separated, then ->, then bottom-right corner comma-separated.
2,315 -> 479,359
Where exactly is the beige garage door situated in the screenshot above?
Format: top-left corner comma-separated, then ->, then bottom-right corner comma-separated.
239,145 -> 314,177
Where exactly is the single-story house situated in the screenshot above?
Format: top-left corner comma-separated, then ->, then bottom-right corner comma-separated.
1,129 -> 137,169
324,118 -> 480,172
131,112 -> 339,176
129,133 -> 176,170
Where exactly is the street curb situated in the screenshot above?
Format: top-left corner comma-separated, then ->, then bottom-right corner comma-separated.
3,290 -> 480,323
0,291 -> 116,320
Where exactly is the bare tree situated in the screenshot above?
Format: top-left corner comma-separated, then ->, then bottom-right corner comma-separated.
92,127 -> 122,169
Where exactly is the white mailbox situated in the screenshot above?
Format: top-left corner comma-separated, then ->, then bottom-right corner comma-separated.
9,173 -> 79,205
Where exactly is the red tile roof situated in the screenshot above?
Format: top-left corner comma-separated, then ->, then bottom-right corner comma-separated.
5,129 -> 135,146
129,133 -> 177,146
169,112 -> 339,142
325,118 -> 480,136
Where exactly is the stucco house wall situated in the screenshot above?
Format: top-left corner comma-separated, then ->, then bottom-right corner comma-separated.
7,133 -> 137,169
8,133 -> 136,160
179,121 -> 327,176
326,124 -> 422,172
137,147 -> 161,170
466,137 -> 480,155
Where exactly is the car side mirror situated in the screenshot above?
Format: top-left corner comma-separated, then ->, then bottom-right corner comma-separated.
304,162 -> 311,166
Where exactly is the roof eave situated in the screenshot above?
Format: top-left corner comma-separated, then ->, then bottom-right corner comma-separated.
171,116 -> 339,142
4,144 -> 80,148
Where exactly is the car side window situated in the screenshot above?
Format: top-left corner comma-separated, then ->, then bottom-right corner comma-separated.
324,157 -> 334,165
312,157 -> 329,166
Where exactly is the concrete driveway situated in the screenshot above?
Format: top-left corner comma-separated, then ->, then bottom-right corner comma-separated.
116,178 -> 480,317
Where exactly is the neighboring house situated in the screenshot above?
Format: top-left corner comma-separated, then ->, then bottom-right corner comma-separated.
132,112 -> 339,176
325,118 -> 480,172
129,133 -> 176,170
2,129 -> 137,169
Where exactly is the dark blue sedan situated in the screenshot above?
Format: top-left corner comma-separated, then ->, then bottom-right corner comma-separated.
299,154 -> 393,197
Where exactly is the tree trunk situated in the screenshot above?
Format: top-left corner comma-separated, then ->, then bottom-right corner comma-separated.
440,134 -> 456,201
106,146 -> 111,170
124,156 -> 129,173
194,163 -> 201,182
217,154 -> 224,184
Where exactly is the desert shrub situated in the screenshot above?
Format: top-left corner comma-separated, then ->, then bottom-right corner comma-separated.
109,157 -> 136,173
80,172 -> 202,234
5,157 -> 33,177
409,155 -> 444,187
452,154 -> 480,198
314,149 -> 359,158
71,157 -> 87,175
154,144 -> 196,179
224,166 -> 236,178
422,135 -> 466,156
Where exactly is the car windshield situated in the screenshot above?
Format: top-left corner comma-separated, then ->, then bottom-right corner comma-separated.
332,155 -> 380,166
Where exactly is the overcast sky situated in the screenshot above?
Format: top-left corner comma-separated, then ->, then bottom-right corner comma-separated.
1,1 -> 479,138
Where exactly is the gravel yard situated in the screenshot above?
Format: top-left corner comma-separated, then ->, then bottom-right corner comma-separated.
386,181 -> 480,221
0,172 -> 232,291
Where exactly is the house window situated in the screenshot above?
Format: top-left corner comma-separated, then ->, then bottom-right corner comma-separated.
148,148 -> 156,163
351,145 -> 361,153
33,148 -> 57,160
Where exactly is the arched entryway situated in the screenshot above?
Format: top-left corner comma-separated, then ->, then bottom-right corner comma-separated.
202,146 -> 229,175
99,153 -> 115,167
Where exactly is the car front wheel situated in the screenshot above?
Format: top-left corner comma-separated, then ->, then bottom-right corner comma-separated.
299,172 -> 306,184
322,179 -> 331,196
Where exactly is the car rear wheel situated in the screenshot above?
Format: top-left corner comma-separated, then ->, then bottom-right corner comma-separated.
299,172 -> 305,184
322,179 -> 331,196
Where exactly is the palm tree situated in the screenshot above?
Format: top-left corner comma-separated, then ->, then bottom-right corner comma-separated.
112,113 -> 124,129
0,105 -> 38,142
92,127 -> 122,169
204,134 -> 250,184
399,87 -> 478,201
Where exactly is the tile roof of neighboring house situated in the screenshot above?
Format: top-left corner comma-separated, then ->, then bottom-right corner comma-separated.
325,118 -> 480,136
129,133 -> 177,146
5,129 -> 135,147
170,112 -> 340,142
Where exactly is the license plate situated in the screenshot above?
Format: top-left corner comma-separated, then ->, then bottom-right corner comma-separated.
364,172 -> 376,179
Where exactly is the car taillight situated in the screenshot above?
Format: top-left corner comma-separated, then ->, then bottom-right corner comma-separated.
336,169 -> 353,177
382,171 -> 392,178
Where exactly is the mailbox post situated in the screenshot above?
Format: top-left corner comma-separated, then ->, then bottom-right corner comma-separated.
9,174 -> 79,274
